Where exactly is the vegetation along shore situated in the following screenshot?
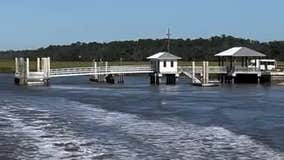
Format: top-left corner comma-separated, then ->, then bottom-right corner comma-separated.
1,35 -> 284,72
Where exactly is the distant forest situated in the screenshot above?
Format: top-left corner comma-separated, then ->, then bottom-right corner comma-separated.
1,35 -> 284,61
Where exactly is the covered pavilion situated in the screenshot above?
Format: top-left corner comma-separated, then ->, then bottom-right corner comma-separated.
215,47 -> 266,72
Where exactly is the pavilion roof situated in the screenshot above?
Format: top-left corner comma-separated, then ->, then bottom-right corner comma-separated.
215,47 -> 266,57
147,52 -> 182,60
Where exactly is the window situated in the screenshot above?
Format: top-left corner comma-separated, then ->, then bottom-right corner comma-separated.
164,61 -> 167,67
171,61 -> 174,67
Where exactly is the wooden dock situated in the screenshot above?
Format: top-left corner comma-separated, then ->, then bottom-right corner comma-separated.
14,57 -> 228,86
14,48 -> 284,86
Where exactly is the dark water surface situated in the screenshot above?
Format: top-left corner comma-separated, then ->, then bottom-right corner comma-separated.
0,74 -> 284,160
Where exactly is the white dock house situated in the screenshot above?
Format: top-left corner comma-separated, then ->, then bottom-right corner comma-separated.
147,52 -> 181,84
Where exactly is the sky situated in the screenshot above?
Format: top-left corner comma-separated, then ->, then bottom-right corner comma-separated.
0,0 -> 283,50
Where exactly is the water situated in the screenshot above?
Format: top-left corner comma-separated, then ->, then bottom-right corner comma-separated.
0,73 -> 284,160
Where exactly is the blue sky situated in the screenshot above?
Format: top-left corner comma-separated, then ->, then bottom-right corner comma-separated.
0,0 -> 283,50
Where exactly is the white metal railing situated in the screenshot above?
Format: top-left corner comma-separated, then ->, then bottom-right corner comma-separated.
50,67 -> 94,75
178,66 -> 227,74
233,66 -> 261,73
209,66 -> 227,73
28,72 -> 45,80
50,65 -> 227,78
50,65 -> 153,77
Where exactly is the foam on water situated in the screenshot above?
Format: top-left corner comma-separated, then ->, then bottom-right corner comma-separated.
78,104 -> 284,160
1,96 -> 284,160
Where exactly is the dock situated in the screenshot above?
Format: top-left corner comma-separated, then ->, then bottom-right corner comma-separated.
14,47 -> 284,86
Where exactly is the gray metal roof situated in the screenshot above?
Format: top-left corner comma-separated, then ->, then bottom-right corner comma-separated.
147,52 -> 182,60
215,47 -> 266,57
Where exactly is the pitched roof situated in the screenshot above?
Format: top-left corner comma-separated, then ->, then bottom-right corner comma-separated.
147,52 -> 182,60
215,47 -> 266,57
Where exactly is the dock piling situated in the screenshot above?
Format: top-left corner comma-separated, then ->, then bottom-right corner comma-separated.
37,58 -> 40,72
192,61 -> 195,83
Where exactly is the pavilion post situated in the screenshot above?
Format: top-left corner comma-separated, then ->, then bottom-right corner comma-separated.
230,56 -> 233,72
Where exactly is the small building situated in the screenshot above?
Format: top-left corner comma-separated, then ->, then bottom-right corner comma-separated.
147,52 -> 181,84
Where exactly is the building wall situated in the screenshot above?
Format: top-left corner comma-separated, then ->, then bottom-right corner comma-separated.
159,60 -> 178,74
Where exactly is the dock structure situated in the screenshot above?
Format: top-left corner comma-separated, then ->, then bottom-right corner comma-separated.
215,47 -> 268,83
15,57 -> 50,85
14,47 -> 284,86
147,52 -> 182,85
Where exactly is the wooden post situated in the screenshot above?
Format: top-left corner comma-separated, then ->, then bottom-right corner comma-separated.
202,61 -> 205,84
41,58 -> 45,75
202,61 -> 209,84
206,61 -> 209,84
230,57 -> 233,71
192,61 -> 195,83
232,77 -> 235,84
47,57 -> 50,78
105,61 -> 108,73
94,59 -> 98,80
26,58 -> 29,84
41,57 -> 48,79
20,57 -> 24,80
15,57 -> 18,73
37,57 -> 40,72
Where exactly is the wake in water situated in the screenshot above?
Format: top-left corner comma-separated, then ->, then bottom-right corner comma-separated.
0,96 -> 283,160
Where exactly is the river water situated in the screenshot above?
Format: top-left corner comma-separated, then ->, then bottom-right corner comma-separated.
0,74 -> 284,160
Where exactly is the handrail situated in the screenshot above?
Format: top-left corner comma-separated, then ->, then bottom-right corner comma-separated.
50,65 -> 153,76
178,66 -> 227,73
233,66 -> 261,72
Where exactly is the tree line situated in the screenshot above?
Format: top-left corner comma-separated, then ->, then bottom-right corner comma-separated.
1,35 -> 284,61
